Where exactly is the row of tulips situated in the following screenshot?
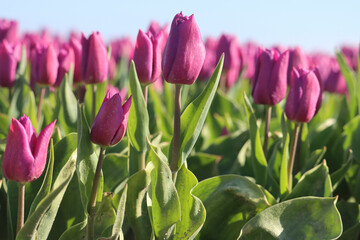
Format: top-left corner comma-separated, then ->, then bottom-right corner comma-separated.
0,11 -> 359,240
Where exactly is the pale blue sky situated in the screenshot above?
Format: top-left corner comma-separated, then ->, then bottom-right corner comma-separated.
1,0 -> 359,53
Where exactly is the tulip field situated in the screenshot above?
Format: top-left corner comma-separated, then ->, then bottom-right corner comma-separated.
0,11 -> 360,240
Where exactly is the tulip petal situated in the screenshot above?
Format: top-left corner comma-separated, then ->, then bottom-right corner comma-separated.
18,115 -> 37,151
2,118 -> 35,182
133,29 -> 153,84
269,50 -> 289,105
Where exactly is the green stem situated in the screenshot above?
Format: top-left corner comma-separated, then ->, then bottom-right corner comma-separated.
37,87 -> 46,123
8,87 -> 13,104
91,84 -> 97,124
170,85 -> 182,180
263,106 -> 272,157
287,123 -> 300,190
87,147 -> 106,240
17,183 -> 25,234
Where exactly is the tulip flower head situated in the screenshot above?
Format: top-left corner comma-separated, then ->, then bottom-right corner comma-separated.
90,91 -> 132,147
70,35 -> 83,83
287,46 -> 309,81
199,36 -> 218,80
285,67 -> 320,123
0,40 -> 20,87
252,48 -> 289,105
324,57 -> 348,94
0,19 -> 18,43
162,12 -> 206,85
2,116 -> 56,183
55,44 -> 75,87
133,29 -> 165,85
81,32 -> 109,84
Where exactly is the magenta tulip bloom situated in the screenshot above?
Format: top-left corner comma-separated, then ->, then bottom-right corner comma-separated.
0,40 -> 20,87
110,37 -> 134,63
55,45 -> 75,87
81,32 -> 109,84
341,45 -> 358,71
90,91 -> 132,147
148,21 -> 168,52
162,12 -> 206,85
0,19 -> 18,43
324,58 -> 348,94
133,29 -> 165,85
252,48 -> 289,105
287,46 -> 309,81
70,35 -> 83,83
285,68 -> 320,123
199,36 -> 218,80
31,44 -> 59,86
2,116 -> 56,183
239,41 -> 259,81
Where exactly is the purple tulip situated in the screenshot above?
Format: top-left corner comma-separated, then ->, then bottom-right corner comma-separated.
133,29 -> 165,85
2,115 -> 56,183
81,32 -> 109,84
69,35 -> 83,83
324,57 -> 348,94
199,36 -> 218,80
252,48 -> 289,105
285,68 -> 320,123
287,46 -> 309,81
162,12 -> 206,85
31,43 -> 59,86
341,45 -> 358,71
239,41 -> 259,81
148,21 -> 168,53
55,44 -> 75,87
0,19 -> 18,43
0,40 -> 20,87
90,91 -> 132,147
110,37 -> 134,63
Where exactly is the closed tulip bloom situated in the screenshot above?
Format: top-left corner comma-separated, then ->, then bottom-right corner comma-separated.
162,12 -> 206,85
199,36 -> 218,80
133,29 -> 165,85
0,19 -> 18,43
285,68 -> 320,123
31,44 -> 59,86
341,45 -> 358,71
324,58 -> 348,94
287,46 -> 309,81
2,115 -> 56,183
239,41 -> 259,81
90,91 -> 132,147
81,32 -> 109,84
0,40 -> 20,87
148,21 -> 168,53
252,48 -> 289,105
55,45 -> 75,87
69,35 -> 83,83
110,37 -> 134,63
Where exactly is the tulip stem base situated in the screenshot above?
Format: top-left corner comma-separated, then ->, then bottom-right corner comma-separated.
263,106 -> 272,157
37,87 -> 46,123
287,123 -> 300,190
87,147 -> 106,240
91,84 -> 97,124
17,183 -> 25,234
170,85 -> 182,180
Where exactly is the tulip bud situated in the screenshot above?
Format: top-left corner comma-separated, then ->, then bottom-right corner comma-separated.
162,12 -> 206,85
55,45 -> 75,87
69,35 -> 83,83
90,91 -> 132,147
341,45 -> 358,71
0,40 -> 20,87
148,21 -> 168,53
2,115 -> 56,183
252,48 -> 289,105
31,44 -> 59,86
199,36 -> 218,80
0,19 -> 18,43
133,29 -> 165,85
285,68 -> 320,123
287,46 -> 309,81
110,37 -> 134,63
324,58 -> 348,94
81,32 -> 109,84
239,41 -> 259,81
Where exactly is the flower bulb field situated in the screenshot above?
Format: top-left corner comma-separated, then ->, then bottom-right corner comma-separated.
0,11 -> 359,240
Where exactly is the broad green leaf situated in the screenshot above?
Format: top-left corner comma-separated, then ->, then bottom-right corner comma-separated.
187,152 -> 220,181
342,116 -> 360,163
147,142 -> 181,239
192,175 -> 270,240
174,164 -> 206,239
331,158 -> 353,190
102,153 -> 129,192
243,93 -> 268,186
16,45 -> 27,77
336,51 -> 357,118
76,103 -> 101,211
28,139 -> 55,216
337,201 -> 360,240
125,164 -> 153,240
301,147 -> 327,174
239,197 -> 342,240
285,161 -> 332,200
169,55 -> 224,169
16,148 -> 76,240
309,118 -> 336,151
280,113 -> 290,196
94,193 -> 116,239
127,61 -> 149,152
59,71 -> 77,133
58,220 -> 87,240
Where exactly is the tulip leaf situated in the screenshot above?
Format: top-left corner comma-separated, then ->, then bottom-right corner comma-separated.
59,71 -> 77,134
174,164 -> 206,240
243,93 -> 268,186
58,220 -> 87,240
187,152 -> 221,181
76,103 -> 102,211
337,201 -> 360,240
16,45 -> 27,78
285,161 -> 332,200
331,158 -> 353,190
147,141 -> 181,239
125,164 -> 153,240
102,153 -> 129,192
280,113 -> 290,197
127,61 -> 149,152
84,81 -> 107,123
192,175 -> 270,240
169,54 -> 224,169
238,197 -> 342,240
94,193 -> 116,239
16,145 -> 77,240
